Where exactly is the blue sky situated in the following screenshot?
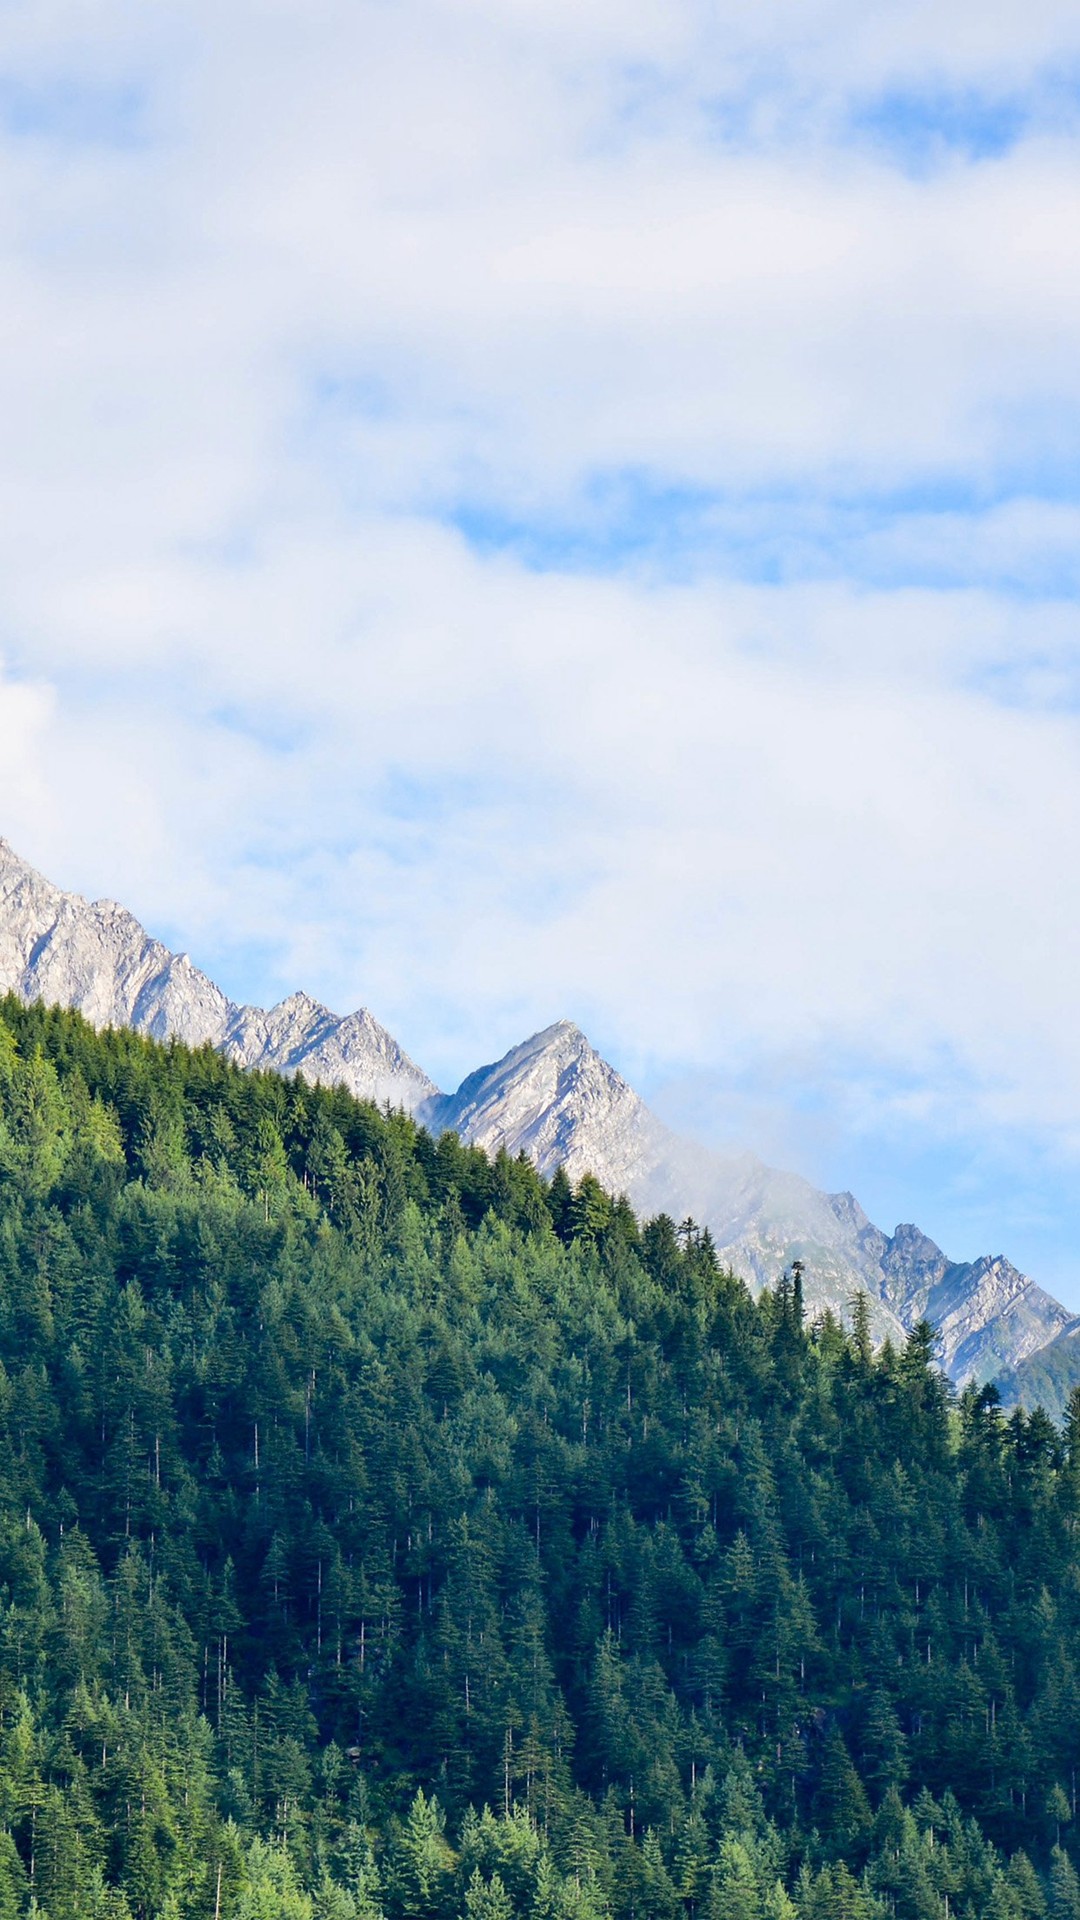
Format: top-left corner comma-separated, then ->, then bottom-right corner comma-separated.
3,0 -> 1080,1297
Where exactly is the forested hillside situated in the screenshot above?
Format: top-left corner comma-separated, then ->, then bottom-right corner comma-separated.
4,836 -> 1065,1389
997,1329 -> 1080,1426
0,998 -> 1078,1919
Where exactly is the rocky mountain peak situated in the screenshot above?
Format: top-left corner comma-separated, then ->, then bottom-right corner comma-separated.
422,1017 -> 651,1181
888,1222 -> 949,1264
0,841 -> 434,1111
277,989 -> 322,1015
506,1018 -> 572,1053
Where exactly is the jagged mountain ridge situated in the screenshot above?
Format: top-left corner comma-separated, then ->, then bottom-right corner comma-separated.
0,840 -> 436,1111
0,837 -> 1071,1384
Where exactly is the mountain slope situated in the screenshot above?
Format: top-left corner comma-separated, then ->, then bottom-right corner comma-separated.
422,1018 -> 684,1194
0,838 -> 436,1110
425,1021 -> 903,1340
880,1224 -> 1076,1387
429,1022 -> 1072,1382
995,1321 -> 1080,1420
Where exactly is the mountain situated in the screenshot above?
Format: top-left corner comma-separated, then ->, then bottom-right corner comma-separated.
879,1224 -> 1078,1390
421,1017 -> 686,1196
427,1021 -> 1075,1380
994,1322 -> 1080,1421
0,835 -> 1071,1385
0,838 -> 436,1111
424,1020 -> 903,1343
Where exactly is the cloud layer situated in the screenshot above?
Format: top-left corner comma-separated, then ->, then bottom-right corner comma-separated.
2,0 -> 1080,1289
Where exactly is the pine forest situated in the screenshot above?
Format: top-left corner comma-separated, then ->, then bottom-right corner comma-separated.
0,995 -> 1077,1919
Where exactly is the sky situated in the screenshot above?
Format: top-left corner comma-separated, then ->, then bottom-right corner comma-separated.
3,0 -> 1080,1297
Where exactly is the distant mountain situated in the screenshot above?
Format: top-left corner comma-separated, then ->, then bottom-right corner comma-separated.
422,1020 -> 904,1345
879,1225 -> 1077,1392
0,839 -> 436,1111
421,1018 -> 688,1200
995,1322 -> 1080,1421
425,1021 -> 1073,1380
0,836 -> 1071,1386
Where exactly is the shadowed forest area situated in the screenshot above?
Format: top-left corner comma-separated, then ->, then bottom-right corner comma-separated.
0,996 -> 1077,1917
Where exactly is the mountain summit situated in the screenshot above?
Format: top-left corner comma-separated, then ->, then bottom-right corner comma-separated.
0,837 -> 1071,1385
422,1019 -> 668,1187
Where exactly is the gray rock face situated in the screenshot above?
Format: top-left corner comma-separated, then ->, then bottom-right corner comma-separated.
421,1020 -> 674,1188
881,1234 -> 1076,1385
0,836 -> 1069,1386
0,839 -> 436,1111
0,842 -> 233,1044
222,993 -> 436,1111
